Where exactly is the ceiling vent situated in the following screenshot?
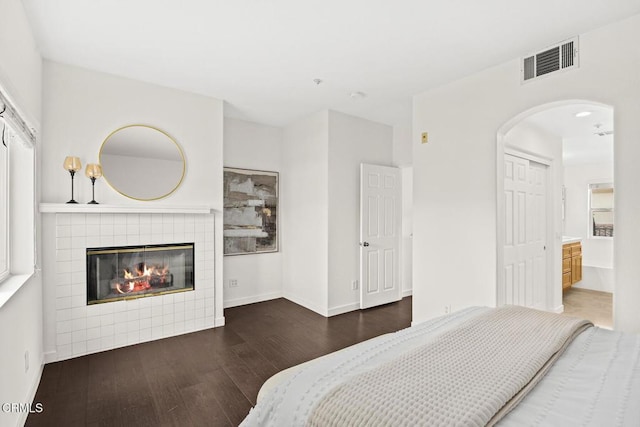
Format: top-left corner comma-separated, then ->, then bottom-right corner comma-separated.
522,37 -> 579,83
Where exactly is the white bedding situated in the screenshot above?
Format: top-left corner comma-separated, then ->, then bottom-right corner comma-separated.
241,307 -> 640,426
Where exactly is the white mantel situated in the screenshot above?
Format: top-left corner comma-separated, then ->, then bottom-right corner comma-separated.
39,203 -> 214,214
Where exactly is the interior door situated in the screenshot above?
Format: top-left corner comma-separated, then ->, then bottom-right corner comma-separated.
502,154 -> 547,309
360,164 -> 401,309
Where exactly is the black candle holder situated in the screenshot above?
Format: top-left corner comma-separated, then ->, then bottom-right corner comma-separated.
66,169 -> 78,204
88,176 -> 99,204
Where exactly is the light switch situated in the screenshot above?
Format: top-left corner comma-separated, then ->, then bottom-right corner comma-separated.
421,132 -> 428,144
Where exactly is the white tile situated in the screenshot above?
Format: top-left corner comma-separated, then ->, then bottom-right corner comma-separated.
140,224 -> 152,235
56,320 -> 72,334
71,307 -> 87,319
56,237 -> 71,249
71,236 -> 87,248
56,225 -> 72,238
151,215 -> 163,225
56,273 -> 71,286
127,330 -> 140,345
139,328 -> 152,342
71,295 -> 85,308
114,224 -> 127,235
162,304 -> 174,315
57,309 -> 72,322
185,233 -> 195,243
71,248 -> 85,260
127,235 -> 140,245
174,322 -> 185,334
71,227 -> 86,238
126,224 -> 140,235
114,236 -> 127,246
57,285 -> 72,298
56,214 -> 71,225
162,294 -> 174,305
114,214 -> 127,225
139,318 -> 152,330
71,260 -> 85,273
101,324 -> 114,337
174,310 -> 185,323
72,318 -> 86,332
87,338 -> 101,353
174,293 -> 185,303
72,341 -> 87,357
115,333 -> 128,347
139,307 -> 152,319
126,214 -> 139,225
72,329 -> 87,343
205,287 -> 215,298
56,297 -> 72,310
57,344 -> 72,360
152,327 -> 164,340
195,318 -> 205,329
184,319 -> 195,331
86,215 -> 100,225
56,262 -> 72,274
127,310 -> 139,321
162,222 -> 174,233
163,214 -> 174,224
101,336 -> 114,350
86,236 -> 101,247
151,305 -> 163,318
194,223 -> 205,234
138,298 -> 152,309
205,305 -> 215,318
57,332 -> 72,346
173,233 -> 185,242
71,214 -> 86,226
100,224 -> 114,236
56,249 -> 72,262
139,214 -> 151,225
86,224 -> 101,237
184,310 -> 195,321
86,316 -> 101,329
71,271 -> 85,285
87,326 -> 101,341
174,222 -> 185,234
163,313 -> 174,325
101,236 -> 114,246
101,314 -> 114,326
100,214 -> 114,225
125,299 -> 140,310
163,324 -> 175,336
205,316 -> 215,327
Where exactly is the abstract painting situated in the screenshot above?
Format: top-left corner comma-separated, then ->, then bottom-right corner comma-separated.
223,167 -> 278,255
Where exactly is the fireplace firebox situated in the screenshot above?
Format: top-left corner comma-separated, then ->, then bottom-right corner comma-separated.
86,243 -> 194,304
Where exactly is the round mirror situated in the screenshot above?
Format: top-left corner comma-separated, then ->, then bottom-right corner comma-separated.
99,125 -> 185,201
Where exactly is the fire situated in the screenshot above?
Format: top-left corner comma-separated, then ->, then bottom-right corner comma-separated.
115,263 -> 169,294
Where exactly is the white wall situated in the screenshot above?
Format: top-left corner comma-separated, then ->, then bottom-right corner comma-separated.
40,62 -> 225,358
282,111 -> 329,315
0,1 -> 43,426
412,14 -> 640,332
327,111 -> 393,315
564,161 -> 614,293
223,117 -> 283,307
401,166 -> 413,295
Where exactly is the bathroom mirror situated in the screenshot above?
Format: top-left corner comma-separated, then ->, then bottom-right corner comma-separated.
99,125 -> 185,201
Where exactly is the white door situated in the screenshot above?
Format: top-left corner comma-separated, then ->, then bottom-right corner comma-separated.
502,154 -> 547,309
360,164 -> 402,309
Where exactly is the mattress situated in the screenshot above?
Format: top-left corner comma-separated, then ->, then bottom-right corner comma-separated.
241,307 -> 640,426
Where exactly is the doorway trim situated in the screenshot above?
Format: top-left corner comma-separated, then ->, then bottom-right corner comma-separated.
496,99 -> 613,314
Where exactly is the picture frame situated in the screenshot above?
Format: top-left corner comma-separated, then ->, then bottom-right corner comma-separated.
223,167 -> 279,255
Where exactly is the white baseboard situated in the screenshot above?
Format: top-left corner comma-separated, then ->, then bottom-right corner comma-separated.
402,289 -> 413,298
214,316 -> 226,327
552,304 -> 564,314
327,302 -> 360,317
282,292 -> 328,317
43,350 -> 57,364
223,291 -> 283,309
16,359 -> 44,427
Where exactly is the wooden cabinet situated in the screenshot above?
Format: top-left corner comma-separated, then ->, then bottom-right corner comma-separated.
562,241 -> 582,290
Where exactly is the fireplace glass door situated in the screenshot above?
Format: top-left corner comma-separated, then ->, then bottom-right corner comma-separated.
86,243 -> 194,304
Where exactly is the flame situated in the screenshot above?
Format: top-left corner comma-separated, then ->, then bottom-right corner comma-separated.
117,263 -> 169,294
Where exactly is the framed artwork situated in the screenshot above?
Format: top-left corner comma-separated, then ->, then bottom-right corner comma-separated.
223,167 -> 278,255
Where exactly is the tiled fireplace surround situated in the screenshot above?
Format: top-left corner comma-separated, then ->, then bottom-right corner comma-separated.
48,211 -> 216,362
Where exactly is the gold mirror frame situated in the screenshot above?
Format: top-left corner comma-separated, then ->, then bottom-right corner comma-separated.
99,125 -> 186,201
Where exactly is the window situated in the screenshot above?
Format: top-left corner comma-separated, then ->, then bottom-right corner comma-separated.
0,91 -> 36,284
589,183 -> 613,238
0,136 -> 7,281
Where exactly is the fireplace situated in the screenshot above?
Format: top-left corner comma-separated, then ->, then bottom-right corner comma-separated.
86,243 -> 195,304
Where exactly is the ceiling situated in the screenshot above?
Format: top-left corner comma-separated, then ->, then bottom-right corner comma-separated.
524,103 -> 614,166
21,0 -> 640,127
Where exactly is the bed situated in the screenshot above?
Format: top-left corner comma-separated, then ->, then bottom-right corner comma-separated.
240,305 -> 640,426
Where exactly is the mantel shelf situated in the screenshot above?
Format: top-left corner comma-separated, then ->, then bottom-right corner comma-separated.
39,203 -> 214,214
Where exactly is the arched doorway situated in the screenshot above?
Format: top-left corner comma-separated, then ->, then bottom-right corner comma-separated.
496,100 -> 614,320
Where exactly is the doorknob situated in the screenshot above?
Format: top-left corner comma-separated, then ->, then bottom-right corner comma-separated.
361,242 -> 370,247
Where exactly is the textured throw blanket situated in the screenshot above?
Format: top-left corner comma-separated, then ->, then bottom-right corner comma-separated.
307,305 -> 592,427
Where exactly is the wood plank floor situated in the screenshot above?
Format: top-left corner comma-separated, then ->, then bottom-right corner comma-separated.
26,297 -> 412,426
562,287 -> 613,329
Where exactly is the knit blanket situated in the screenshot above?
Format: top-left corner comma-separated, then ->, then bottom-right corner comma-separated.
307,305 -> 592,427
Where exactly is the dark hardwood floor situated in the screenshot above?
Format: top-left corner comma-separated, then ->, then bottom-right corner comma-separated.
26,297 -> 412,426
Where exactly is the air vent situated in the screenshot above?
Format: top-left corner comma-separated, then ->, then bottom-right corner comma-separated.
594,130 -> 614,137
522,37 -> 578,83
